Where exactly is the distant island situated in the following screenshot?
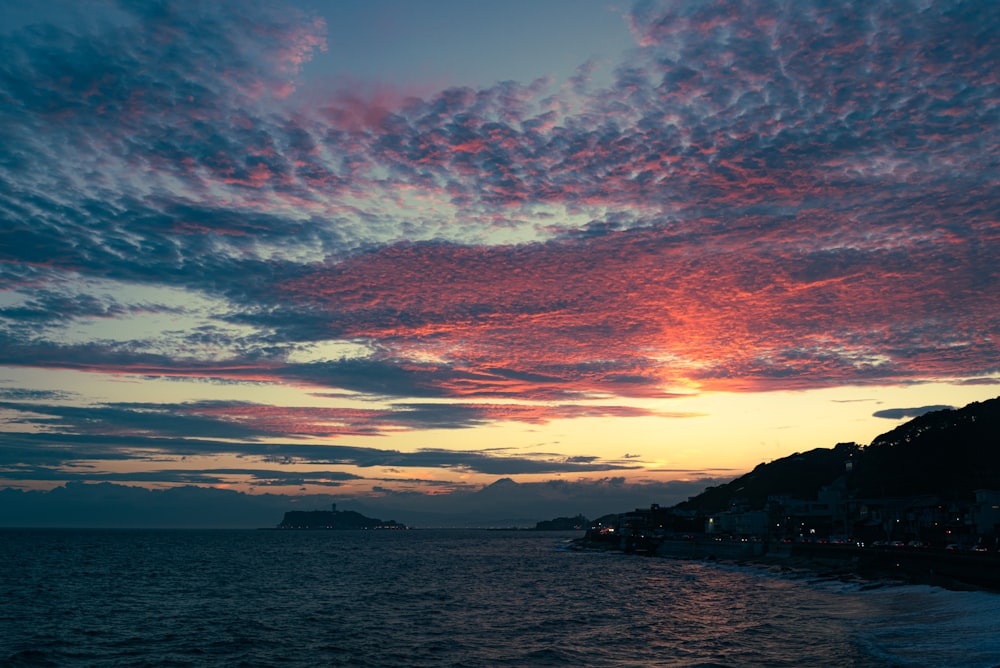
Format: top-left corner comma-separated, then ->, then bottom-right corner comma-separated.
277,504 -> 407,530
277,506 -> 593,531
533,514 -> 589,531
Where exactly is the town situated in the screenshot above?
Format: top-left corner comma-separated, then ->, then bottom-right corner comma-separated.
575,398 -> 1000,591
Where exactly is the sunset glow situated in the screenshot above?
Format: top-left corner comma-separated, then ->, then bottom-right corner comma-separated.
1,0 -> 998,523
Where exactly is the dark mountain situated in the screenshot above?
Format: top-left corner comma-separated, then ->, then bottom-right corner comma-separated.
851,398 -> 1000,497
675,397 -> 1000,514
675,442 -> 860,514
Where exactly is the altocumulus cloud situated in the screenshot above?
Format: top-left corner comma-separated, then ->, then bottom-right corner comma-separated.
0,0 -> 998,501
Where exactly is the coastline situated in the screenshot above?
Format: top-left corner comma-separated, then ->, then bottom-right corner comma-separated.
767,542 -> 1000,593
572,536 -> 1000,594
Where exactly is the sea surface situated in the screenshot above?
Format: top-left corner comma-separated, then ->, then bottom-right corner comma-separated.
2,529 -> 999,667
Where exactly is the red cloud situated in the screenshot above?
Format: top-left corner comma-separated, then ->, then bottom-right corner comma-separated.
277,219 -> 999,398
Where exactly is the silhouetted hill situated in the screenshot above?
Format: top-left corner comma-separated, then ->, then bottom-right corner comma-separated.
675,442 -> 859,514
851,397 -> 1000,497
675,397 -> 1000,514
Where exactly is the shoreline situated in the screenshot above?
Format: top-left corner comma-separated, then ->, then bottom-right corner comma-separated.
731,551 -> 989,594
572,537 -> 1000,594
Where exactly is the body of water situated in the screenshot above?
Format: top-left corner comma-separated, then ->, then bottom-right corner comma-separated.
2,528 -> 999,666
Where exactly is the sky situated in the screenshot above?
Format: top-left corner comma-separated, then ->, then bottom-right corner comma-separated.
1,0 -> 998,527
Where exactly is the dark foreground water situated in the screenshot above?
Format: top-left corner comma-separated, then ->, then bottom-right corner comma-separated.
2,529 -> 999,667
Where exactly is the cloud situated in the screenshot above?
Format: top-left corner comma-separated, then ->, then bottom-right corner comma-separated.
0,425 -> 644,481
956,377 -> 1000,386
1,0 -> 998,495
0,2 -> 998,400
0,482 -> 337,529
0,474 -> 735,528
342,475 -> 735,526
0,395 -> 685,444
4,0 -> 996,273
272,228 -> 999,395
0,465 -> 361,488
0,388 -> 72,401
872,405 -> 954,420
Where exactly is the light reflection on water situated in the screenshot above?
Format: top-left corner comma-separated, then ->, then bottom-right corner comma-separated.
1,528 -> 998,666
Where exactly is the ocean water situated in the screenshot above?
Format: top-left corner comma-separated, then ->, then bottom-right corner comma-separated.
2,529 -> 999,667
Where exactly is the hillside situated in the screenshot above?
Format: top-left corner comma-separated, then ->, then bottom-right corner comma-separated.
852,397 -> 1000,497
675,397 -> 1000,514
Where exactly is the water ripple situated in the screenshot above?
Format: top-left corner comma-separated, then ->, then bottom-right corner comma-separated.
2,529 -> 998,666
